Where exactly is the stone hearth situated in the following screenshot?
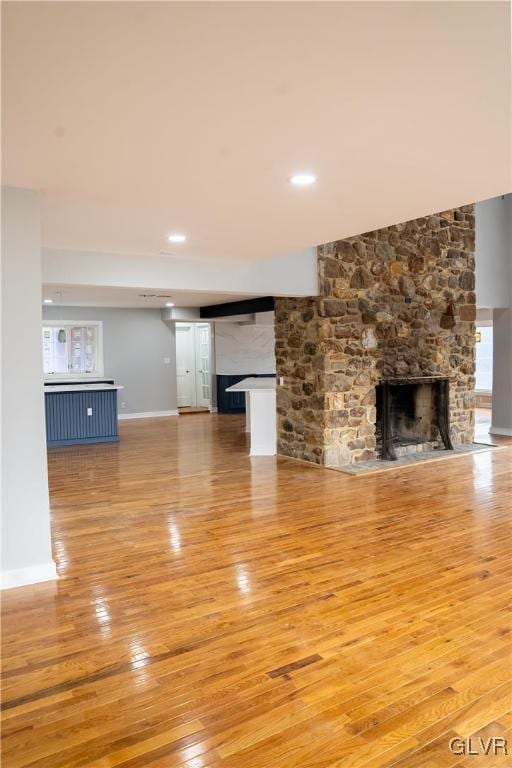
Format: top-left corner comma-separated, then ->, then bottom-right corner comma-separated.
275,207 -> 476,467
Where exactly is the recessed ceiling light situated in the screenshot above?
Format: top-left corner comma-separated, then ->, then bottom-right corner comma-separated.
167,233 -> 186,243
165,302 -> 175,307
43,298 -> 53,304
289,173 -> 317,186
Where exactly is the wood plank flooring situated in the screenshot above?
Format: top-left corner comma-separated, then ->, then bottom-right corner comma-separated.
1,413 -> 511,767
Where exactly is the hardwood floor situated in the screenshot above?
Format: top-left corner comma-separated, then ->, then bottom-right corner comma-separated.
1,413 -> 511,768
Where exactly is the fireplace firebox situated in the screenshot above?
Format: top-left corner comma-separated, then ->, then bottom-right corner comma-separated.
376,377 -> 454,461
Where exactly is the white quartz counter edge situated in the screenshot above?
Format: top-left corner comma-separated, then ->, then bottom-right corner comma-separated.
44,384 -> 124,393
225,377 -> 276,392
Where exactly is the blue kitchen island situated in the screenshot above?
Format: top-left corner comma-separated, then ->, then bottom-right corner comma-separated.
44,381 -> 124,446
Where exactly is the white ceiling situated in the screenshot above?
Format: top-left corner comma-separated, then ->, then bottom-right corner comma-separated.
3,2 -> 511,263
42,284 -> 253,309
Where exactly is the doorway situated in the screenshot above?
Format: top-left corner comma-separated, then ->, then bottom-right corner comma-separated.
175,322 -> 212,411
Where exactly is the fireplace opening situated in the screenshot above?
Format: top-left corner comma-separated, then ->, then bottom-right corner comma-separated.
375,377 -> 454,460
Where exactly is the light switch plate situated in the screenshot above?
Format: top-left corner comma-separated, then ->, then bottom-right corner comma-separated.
163,357 -> 171,364
87,407 -> 93,416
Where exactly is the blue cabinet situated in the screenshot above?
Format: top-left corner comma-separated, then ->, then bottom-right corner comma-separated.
45,389 -> 119,446
217,375 -> 246,413
216,374 -> 275,413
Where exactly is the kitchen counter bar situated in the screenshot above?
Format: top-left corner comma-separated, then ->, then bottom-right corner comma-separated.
225,377 -> 276,455
44,381 -> 123,446
44,383 -> 124,393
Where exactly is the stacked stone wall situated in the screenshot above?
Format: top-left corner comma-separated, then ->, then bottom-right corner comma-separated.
275,206 -> 476,466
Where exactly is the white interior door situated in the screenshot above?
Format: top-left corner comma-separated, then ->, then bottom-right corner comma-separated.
176,324 -> 195,407
195,324 -> 211,408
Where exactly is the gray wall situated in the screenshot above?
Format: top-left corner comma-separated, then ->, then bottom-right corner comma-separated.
491,308 -> 512,435
2,187 -> 56,587
43,307 -> 177,415
476,194 -> 512,309
475,195 -> 512,434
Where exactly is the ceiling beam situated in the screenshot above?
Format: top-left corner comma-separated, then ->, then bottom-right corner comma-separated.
200,296 -> 274,319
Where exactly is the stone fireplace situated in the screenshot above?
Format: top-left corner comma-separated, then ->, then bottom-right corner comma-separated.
275,206 -> 476,467
376,377 -> 453,460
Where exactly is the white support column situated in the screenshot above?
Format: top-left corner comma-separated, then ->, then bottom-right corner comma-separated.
249,390 -> 277,456
490,309 -> 512,436
1,187 -> 57,589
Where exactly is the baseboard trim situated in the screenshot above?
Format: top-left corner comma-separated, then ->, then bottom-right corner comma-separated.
489,426 -> 512,436
1,561 -> 58,590
118,410 -> 179,420
209,406 -> 218,413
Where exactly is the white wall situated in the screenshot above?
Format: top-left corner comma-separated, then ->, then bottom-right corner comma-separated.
1,187 -> 56,588
215,322 -> 276,375
476,194 -> 512,309
42,247 -> 318,298
43,307 -> 178,416
476,308 -> 493,326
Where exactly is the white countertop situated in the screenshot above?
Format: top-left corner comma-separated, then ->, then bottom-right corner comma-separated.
44,384 -> 124,393
225,377 -> 276,393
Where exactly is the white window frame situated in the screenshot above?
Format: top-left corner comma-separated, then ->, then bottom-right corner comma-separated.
475,323 -> 493,394
42,320 -> 104,378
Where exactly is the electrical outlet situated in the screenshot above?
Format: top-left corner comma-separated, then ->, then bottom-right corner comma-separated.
87,407 -> 93,416
121,401 -> 126,408
163,357 -> 171,364
279,376 -> 284,386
